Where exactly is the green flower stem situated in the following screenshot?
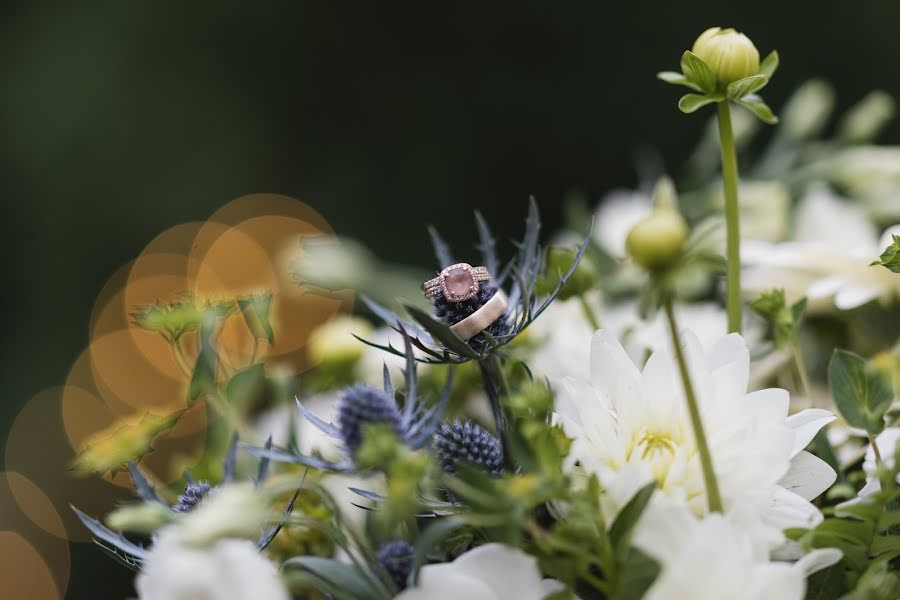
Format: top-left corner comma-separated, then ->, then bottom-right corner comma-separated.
792,342 -> 814,407
664,300 -> 723,513
716,100 -> 743,334
578,294 -> 601,331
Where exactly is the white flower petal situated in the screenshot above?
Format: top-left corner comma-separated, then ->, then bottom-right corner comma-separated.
766,486 -> 824,531
590,330 -> 641,403
793,548 -> 843,576
450,543 -> 548,600
779,451 -> 836,501
834,284 -> 882,310
397,566 -> 496,600
785,409 -> 836,457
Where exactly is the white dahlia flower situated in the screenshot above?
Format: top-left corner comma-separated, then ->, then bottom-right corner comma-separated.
136,531 -> 289,600
395,543 -> 562,600
635,503 -> 841,600
743,184 -> 900,312
553,329 -> 836,553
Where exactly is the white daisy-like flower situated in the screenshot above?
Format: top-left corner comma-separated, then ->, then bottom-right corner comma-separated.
528,296 -> 754,381
136,530 -> 289,600
634,502 -> 841,600
395,543 -> 562,600
553,329 -> 837,554
743,184 -> 900,312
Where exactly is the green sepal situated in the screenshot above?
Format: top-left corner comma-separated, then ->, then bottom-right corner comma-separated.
679,51 -> 716,94
759,50 -> 780,79
736,94 -> 778,124
657,71 -> 702,92
237,293 -> 275,344
726,74 -> 769,100
678,93 -> 719,114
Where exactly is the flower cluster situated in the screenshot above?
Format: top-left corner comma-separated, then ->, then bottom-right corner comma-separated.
70,24 -> 900,600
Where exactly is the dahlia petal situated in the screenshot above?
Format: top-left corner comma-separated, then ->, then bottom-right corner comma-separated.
779,451 -> 836,501
834,285 -> 882,310
397,566 -> 495,600
450,544 -> 548,600
766,486 -> 823,531
739,388 -> 789,424
793,547 -> 843,576
785,409 -> 836,457
590,330 -> 641,402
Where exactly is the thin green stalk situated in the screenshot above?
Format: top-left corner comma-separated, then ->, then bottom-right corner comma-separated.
664,300 -> 723,513
716,101 -> 743,334
792,342 -> 814,407
578,294 -> 601,331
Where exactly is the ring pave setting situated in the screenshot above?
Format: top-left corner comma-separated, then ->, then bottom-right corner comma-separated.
422,263 -> 491,302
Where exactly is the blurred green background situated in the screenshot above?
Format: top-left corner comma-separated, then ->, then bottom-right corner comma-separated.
2,2 -> 899,597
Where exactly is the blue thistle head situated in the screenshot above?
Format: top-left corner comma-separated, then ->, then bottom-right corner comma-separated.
173,481 -> 212,512
433,284 -> 511,353
433,419 -> 504,477
338,385 -> 404,453
377,539 -> 414,591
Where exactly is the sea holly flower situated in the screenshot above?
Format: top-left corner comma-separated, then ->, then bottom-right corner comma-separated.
658,27 -> 779,123
361,200 -> 592,365
395,543 -> 563,600
376,539 -> 415,591
553,329 -> 837,554
433,420 -> 504,478
244,331 -> 451,472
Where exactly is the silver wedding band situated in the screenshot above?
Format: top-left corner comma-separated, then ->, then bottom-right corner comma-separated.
449,290 -> 508,341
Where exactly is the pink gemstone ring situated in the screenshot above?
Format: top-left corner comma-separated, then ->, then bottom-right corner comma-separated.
422,263 -> 492,302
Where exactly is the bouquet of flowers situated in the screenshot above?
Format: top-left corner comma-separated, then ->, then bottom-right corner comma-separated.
71,26 -> 900,599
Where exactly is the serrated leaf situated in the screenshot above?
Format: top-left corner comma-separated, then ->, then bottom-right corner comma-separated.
727,74 -> 769,100
657,71 -> 702,92
737,94 -> 778,124
828,349 -> 893,434
678,93 -> 718,114
427,225 -> 454,267
871,234 -> 900,273
760,50 -> 780,79
680,51 -> 717,94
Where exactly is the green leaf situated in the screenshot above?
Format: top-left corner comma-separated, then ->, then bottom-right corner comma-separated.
870,234 -> 900,273
679,50 -> 717,94
828,349 -> 893,434
410,517 -> 466,585
609,482 -> 656,552
225,363 -> 266,416
405,305 -> 480,359
189,318 -> 219,402
657,71 -> 702,92
759,50 -> 780,79
678,93 -> 718,114
736,94 -> 778,124
283,556 -> 390,600
750,289 -> 806,349
726,74 -> 769,100
611,547 -> 660,600
237,293 -> 274,344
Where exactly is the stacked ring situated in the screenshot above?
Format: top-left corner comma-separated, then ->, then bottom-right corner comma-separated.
422,263 -> 492,302
448,290 -> 508,341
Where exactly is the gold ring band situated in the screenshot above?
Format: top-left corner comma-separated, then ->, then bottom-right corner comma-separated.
449,290 -> 508,341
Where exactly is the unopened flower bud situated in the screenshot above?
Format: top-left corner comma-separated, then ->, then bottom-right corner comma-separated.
626,179 -> 688,271
107,501 -> 176,534
692,27 -> 760,86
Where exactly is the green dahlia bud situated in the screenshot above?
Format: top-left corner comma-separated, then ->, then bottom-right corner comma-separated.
626,179 -> 688,271
692,27 -> 760,86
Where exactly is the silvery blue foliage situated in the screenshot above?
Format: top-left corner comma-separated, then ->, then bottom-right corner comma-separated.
244,330 -> 452,473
